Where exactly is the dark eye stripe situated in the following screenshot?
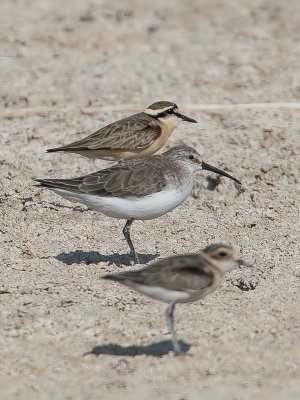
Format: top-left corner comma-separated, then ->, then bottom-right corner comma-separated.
154,109 -> 174,118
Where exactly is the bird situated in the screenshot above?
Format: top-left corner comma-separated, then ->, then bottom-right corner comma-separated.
102,243 -> 249,355
46,101 -> 197,160
36,145 -> 241,264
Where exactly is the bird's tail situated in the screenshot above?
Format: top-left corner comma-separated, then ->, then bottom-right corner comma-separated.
46,147 -> 63,153
34,178 -> 82,192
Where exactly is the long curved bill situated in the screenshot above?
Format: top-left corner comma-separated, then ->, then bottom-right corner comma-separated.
201,161 -> 241,185
175,112 -> 197,123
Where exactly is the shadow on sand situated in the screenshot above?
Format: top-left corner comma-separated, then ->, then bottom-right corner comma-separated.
83,340 -> 191,357
41,250 -> 159,267
33,200 -> 89,212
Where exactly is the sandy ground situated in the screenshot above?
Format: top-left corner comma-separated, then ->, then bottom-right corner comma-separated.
1,0 -> 300,399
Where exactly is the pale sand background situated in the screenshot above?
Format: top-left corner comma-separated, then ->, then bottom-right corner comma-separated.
1,0 -> 300,399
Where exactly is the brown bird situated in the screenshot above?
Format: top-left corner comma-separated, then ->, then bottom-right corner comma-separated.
102,244 -> 249,355
36,146 -> 241,264
47,101 -> 197,160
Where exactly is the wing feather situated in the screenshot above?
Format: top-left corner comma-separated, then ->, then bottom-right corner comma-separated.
105,255 -> 215,291
55,113 -> 162,151
37,156 -> 171,198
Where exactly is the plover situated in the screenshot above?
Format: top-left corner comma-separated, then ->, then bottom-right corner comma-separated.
102,244 -> 248,355
36,145 -> 241,263
46,101 -> 197,160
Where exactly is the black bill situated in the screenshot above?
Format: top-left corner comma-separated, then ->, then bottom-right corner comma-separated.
175,112 -> 197,123
201,161 -> 241,185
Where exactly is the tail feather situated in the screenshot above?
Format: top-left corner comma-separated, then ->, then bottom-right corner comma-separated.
46,147 -> 63,153
47,145 -> 89,153
101,274 -> 124,282
35,179 -> 59,188
35,178 -> 82,192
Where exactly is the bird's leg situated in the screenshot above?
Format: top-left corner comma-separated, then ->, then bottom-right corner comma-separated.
164,302 -> 181,356
122,219 -> 138,264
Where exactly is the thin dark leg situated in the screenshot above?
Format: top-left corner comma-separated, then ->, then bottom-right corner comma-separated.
164,302 -> 181,356
122,219 -> 138,264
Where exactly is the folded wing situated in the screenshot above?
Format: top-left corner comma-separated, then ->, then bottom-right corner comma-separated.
47,114 -> 162,152
36,156 -> 169,198
103,254 -> 215,291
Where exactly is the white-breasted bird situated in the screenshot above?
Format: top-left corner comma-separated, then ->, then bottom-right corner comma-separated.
36,145 -> 241,263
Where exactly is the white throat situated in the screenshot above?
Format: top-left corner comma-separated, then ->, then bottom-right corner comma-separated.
221,260 -> 238,273
158,114 -> 182,129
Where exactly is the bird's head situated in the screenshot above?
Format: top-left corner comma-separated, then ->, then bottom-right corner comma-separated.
163,145 -> 241,185
203,244 -> 247,273
145,101 -> 197,127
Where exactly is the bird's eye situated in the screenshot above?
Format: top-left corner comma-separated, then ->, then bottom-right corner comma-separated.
167,109 -> 173,114
218,251 -> 227,257
189,154 -> 194,160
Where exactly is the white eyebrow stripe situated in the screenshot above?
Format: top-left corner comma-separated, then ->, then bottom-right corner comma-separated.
144,106 -> 174,116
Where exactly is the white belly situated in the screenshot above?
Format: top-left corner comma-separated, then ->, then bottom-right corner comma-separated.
132,283 -> 191,303
128,283 -> 214,304
53,181 -> 193,220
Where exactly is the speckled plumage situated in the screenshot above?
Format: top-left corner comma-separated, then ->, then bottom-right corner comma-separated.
49,113 -> 161,151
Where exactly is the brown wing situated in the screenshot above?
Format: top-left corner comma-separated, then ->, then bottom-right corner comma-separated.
36,155 -> 171,198
103,254 -> 215,291
48,113 -> 161,152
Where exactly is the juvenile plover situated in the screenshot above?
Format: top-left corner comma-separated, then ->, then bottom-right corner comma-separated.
102,244 -> 248,355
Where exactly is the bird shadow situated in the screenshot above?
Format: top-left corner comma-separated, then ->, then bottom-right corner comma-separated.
83,340 -> 191,357
31,199 -> 89,212
41,250 -> 159,267
206,175 -> 222,191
